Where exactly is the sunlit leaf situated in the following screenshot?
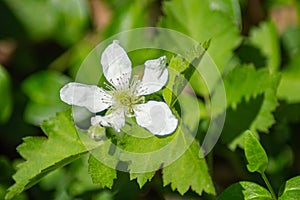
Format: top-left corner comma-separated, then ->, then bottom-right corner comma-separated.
163,141 -> 215,195
119,122 -> 173,185
163,46 -> 207,106
249,21 -> 280,72
88,146 -> 117,189
218,181 -> 272,200
218,65 -> 280,149
5,111 -> 99,200
160,0 -> 241,72
159,0 -> 241,99
130,172 -> 156,188
163,56 -> 189,105
279,176 -> 300,200
119,92 -> 213,195
244,131 -> 268,174
209,0 -> 242,28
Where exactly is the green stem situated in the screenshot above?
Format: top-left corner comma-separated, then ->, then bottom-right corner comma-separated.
261,172 -> 277,200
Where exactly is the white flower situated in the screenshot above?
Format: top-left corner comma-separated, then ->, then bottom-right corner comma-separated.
60,40 -> 178,136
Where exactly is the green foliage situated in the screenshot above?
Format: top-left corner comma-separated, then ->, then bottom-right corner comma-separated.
2,0 -> 300,199
116,91 -> 212,195
220,65 -> 280,149
104,0 -> 151,37
281,27 -> 300,58
209,0 -> 242,27
5,111 -> 98,200
279,176 -> 300,200
130,171 -> 156,189
22,71 -> 70,125
120,127 -> 215,196
3,0 -> 90,45
120,126 -> 170,187
163,56 -> 190,106
39,156 -> 100,199
248,21 -> 280,72
244,131 -> 268,174
163,141 -> 215,195
219,130 -> 300,200
277,54 -> 300,103
159,0 -> 241,98
218,181 -> 273,200
88,149 -> 117,189
160,0 -> 241,71
0,65 -> 12,124
163,44 -> 208,106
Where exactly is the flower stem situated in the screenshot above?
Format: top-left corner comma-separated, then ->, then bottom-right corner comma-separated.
261,172 -> 277,200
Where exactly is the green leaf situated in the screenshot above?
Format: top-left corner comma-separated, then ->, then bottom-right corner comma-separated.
22,70 -> 70,125
222,66 -> 277,107
248,21 -> 280,72
119,121 -> 174,185
4,0 -> 56,40
279,176 -> 300,200
163,55 -> 190,105
209,0 -> 242,28
130,172 -> 156,188
277,53 -> 300,103
160,0 -> 241,71
119,93 -> 214,195
0,65 -> 12,124
4,0 -> 89,44
163,141 -> 215,195
121,125 -> 215,195
39,155 -> 100,198
163,45 -> 207,106
159,0 -> 241,97
281,27 -> 300,58
51,0 -> 90,46
88,147 -> 117,189
22,70 -> 69,107
5,111 -> 98,200
218,65 -> 280,149
218,181 -> 273,200
104,0 -> 150,38
244,130 -> 268,174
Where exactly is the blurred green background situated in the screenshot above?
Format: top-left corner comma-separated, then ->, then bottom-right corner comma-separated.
1,0 -> 300,199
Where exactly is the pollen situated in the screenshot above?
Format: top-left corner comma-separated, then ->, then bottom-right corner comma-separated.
108,75 -> 145,116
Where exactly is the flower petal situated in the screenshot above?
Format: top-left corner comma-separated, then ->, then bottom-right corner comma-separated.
91,110 -> 125,132
133,101 -> 178,135
101,40 -> 132,88
60,82 -> 112,113
138,56 -> 168,95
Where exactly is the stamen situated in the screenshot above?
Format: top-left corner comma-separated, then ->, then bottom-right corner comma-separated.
103,72 -> 145,118
104,82 -> 116,92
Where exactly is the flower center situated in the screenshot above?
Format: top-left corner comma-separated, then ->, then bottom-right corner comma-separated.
112,89 -> 144,116
114,90 -> 133,107
106,76 -> 145,116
